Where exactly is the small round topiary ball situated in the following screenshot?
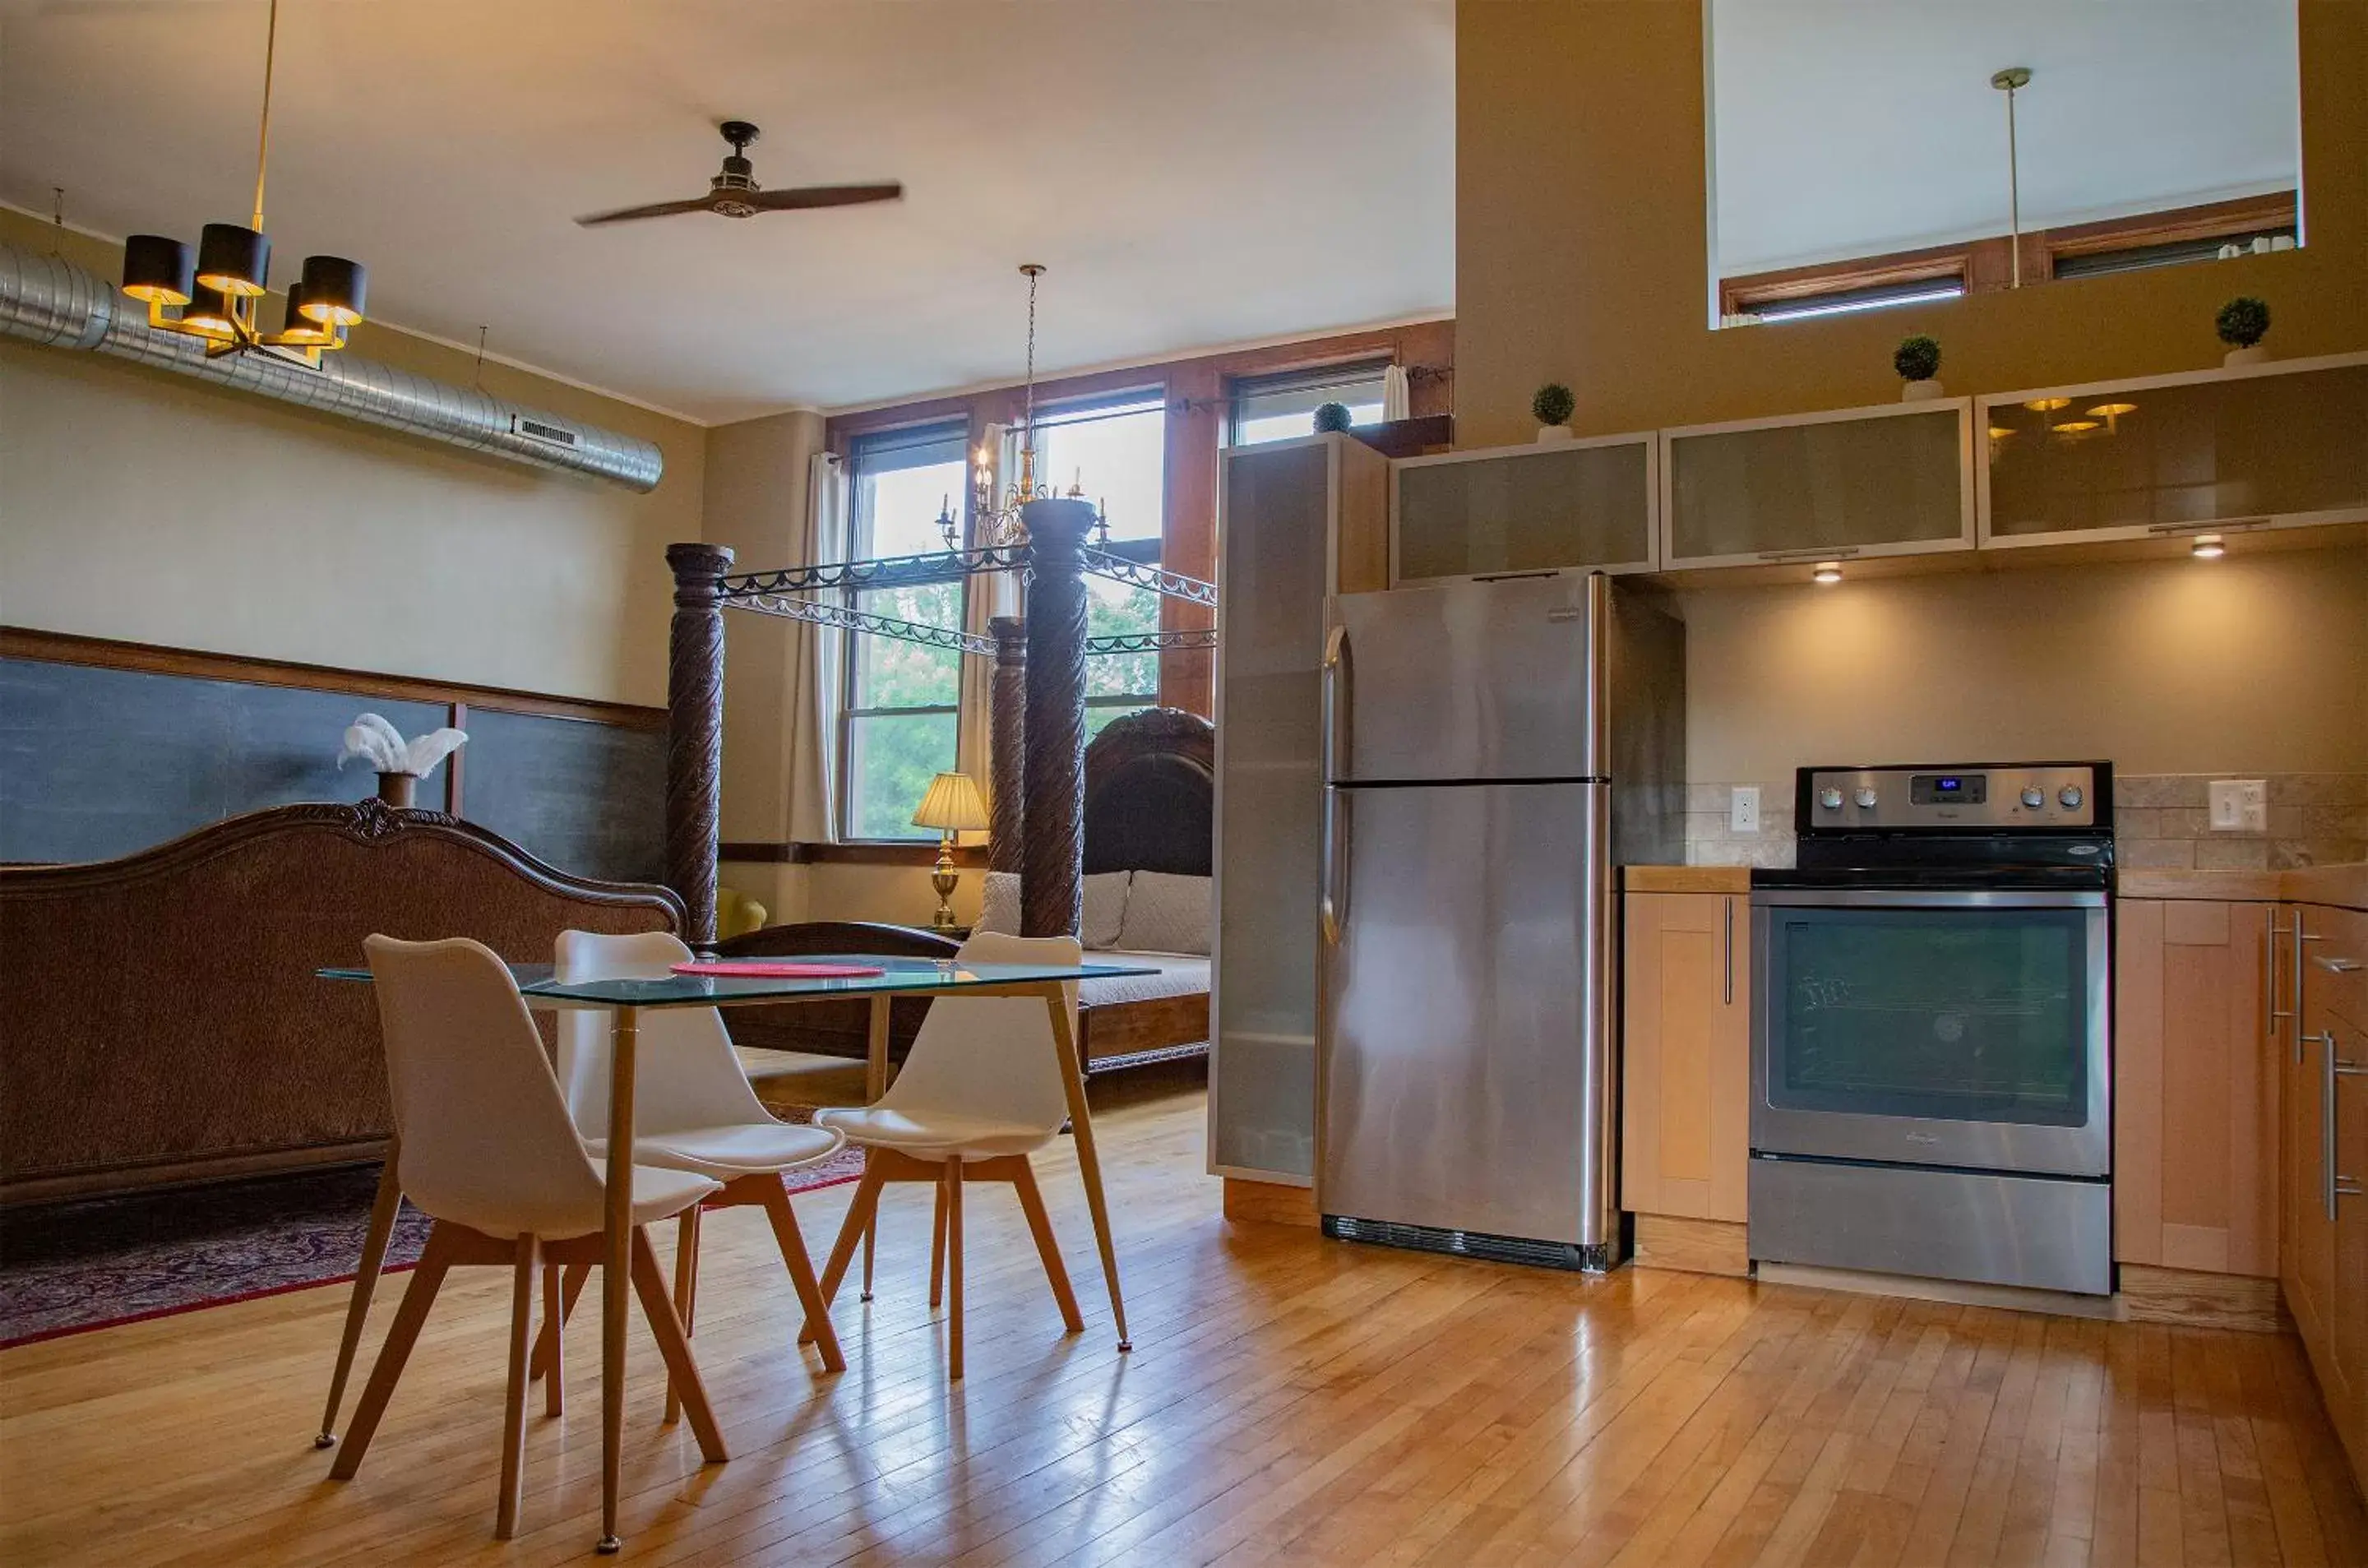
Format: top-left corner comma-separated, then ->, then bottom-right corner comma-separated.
1532,383 -> 1575,427
1312,401 -> 1355,433
2216,297 -> 2271,349
1894,335 -> 1942,383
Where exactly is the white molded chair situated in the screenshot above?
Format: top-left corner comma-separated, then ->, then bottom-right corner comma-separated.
331,936 -> 724,1541
530,929 -> 848,1414
809,932 -> 1088,1380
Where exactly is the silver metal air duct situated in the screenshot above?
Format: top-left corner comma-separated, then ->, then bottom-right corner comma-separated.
0,243 -> 664,492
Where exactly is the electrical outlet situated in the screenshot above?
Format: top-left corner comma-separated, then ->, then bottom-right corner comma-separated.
2208,779 -> 2268,832
1730,786 -> 1760,835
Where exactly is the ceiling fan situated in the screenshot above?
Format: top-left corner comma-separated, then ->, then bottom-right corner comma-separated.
573,121 -> 902,227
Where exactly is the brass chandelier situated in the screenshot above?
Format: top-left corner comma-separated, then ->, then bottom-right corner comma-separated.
954,263 -> 1106,550
118,0 -> 368,366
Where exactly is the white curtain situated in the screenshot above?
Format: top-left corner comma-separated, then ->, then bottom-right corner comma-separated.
788,448 -> 849,843
1382,363 -> 1412,422
955,423 -> 1016,841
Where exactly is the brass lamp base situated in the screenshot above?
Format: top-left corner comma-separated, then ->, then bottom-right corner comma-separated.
930,834 -> 962,932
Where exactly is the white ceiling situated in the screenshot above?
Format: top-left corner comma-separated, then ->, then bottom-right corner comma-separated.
1710,0 -> 2301,278
0,0 -> 1455,423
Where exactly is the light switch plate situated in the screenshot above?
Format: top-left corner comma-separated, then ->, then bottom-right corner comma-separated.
1730,786 -> 1760,834
2208,779 -> 2268,832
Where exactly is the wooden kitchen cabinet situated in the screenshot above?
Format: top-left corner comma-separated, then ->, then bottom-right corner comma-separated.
2112,898 -> 2278,1274
2284,902 -> 2368,1492
1621,890 -> 1749,1223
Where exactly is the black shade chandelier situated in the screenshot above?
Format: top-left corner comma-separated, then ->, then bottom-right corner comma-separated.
118,0 -> 368,365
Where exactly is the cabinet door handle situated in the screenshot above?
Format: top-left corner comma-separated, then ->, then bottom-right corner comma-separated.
2317,1028 -> 2365,1219
1723,896 -> 1734,1006
2267,909 -> 2290,1038
2313,955 -> 2363,974
2292,915 -> 2319,1062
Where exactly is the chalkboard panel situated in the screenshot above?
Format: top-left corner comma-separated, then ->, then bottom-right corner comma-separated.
0,654 -> 667,884
443,707 -> 665,884
0,659 -> 444,865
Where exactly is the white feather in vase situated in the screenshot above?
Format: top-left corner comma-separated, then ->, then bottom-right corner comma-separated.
337,713 -> 469,778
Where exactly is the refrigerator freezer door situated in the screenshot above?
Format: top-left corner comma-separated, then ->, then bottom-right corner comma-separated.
1333,575 -> 1605,784
1320,780 -> 1613,1246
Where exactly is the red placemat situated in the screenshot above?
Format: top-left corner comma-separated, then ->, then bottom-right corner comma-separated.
669,960 -> 887,978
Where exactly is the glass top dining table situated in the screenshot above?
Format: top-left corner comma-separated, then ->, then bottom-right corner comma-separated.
316,949 -> 1152,1551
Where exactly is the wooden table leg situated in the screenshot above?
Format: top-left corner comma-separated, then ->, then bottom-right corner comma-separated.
862,996 -> 890,1302
317,1132 -> 402,1448
598,1005 -> 637,1555
1043,988 -> 1129,1351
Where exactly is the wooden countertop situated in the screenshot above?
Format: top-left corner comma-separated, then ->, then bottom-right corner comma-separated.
1624,866 -> 1751,895
2118,864 -> 2367,910
1639,863 -> 2366,909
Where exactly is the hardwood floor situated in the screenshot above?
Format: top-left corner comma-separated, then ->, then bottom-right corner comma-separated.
3,1072 -> 2364,1566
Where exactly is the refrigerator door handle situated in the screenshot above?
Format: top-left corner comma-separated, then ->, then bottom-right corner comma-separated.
1321,787 -> 1349,944
1321,623 -> 1349,786
1320,622 -> 1350,945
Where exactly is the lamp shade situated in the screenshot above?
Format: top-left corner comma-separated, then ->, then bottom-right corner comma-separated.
296,254 -> 367,325
195,223 -> 270,296
178,283 -> 236,339
911,770 -> 989,832
122,234 -> 194,304
276,284 -> 331,344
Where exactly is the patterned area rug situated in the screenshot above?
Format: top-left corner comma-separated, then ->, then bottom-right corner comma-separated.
0,1148 -> 866,1348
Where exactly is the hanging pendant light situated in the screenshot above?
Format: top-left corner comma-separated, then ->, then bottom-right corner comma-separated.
969,264 -> 1111,548
118,0 -> 368,367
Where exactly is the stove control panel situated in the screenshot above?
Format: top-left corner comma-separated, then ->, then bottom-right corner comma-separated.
1801,763 -> 2107,831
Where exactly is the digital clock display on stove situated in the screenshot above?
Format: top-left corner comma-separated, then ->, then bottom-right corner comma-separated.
1910,774 -> 1987,804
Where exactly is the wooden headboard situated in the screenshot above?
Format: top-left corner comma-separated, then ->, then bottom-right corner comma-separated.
0,798 -> 681,1204
1083,707 -> 1214,878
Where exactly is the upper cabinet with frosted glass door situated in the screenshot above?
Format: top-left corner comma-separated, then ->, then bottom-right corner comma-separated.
1392,434 -> 1658,585
1659,400 -> 1975,570
1978,353 -> 2368,550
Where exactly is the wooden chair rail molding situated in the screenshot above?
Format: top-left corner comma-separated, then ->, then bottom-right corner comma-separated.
0,627 -> 668,731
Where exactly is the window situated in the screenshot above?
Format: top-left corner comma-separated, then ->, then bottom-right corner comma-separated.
1228,362 -> 1390,447
839,421 -> 968,840
1026,393 -> 1167,738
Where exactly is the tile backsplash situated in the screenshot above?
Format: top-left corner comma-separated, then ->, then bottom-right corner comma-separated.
1682,774 -> 2368,872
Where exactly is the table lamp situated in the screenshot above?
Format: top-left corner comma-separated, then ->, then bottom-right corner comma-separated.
911,771 -> 990,932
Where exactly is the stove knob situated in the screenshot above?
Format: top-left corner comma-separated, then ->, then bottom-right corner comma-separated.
1818,786 -> 1843,811
2059,785 -> 2084,810
1853,787 -> 1880,810
2021,786 -> 2046,809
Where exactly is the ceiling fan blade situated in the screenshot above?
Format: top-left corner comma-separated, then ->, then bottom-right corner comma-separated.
743,183 -> 905,213
572,196 -> 717,227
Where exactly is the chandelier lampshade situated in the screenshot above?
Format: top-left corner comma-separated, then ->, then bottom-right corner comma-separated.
121,234 -> 194,305
196,223 -> 271,296
296,255 -> 367,326
116,0 -> 367,367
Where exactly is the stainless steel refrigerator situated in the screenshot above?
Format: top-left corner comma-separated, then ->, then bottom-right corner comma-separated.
1318,571 -> 1684,1268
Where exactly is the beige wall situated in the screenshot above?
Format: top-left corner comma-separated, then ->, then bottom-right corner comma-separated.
1455,1 -> 2368,444
0,210 -> 705,706
1679,547 -> 2368,782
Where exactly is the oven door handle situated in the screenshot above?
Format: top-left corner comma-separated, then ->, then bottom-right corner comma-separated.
1749,888 -> 2107,910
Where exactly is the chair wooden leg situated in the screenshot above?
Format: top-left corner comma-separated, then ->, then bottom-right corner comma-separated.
627,1227 -> 727,1464
664,1205 -> 701,1425
496,1235 -> 539,1539
328,1224 -> 454,1481
529,1260 -> 590,1392
1013,1156 -> 1085,1334
756,1178 -> 845,1374
541,1265 -> 566,1417
944,1157 -> 965,1382
928,1182 -> 949,1310
316,1149 -> 404,1449
806,1161 -> 886,1344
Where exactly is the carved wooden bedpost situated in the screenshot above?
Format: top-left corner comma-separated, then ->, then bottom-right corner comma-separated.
1020,499 -> 1094,937
988,615 -> 1028,877
664,542 -> 733,946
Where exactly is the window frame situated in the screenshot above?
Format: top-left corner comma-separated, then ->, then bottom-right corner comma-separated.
1225,358 -> 1393,447
835,417 -> 972,843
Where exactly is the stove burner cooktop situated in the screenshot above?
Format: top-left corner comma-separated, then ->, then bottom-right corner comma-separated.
1759,760 -> 2116,892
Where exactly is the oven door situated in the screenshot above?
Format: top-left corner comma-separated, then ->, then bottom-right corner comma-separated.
1751,889 -> 2110,1177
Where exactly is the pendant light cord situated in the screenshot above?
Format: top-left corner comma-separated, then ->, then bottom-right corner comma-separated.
250,0 -> 280,230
